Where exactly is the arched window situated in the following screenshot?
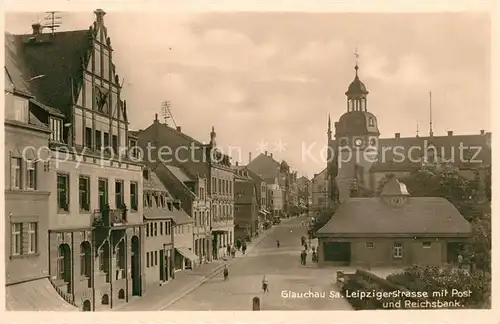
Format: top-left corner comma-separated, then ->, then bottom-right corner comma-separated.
57,244 -> 71,282
118,289 -> 125,299
80,241 -> 92,278
116,239 -> 125,279
82,300 -> 91,311
101,294 -> 109,305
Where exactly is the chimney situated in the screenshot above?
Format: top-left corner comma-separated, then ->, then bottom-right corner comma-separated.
395,133 -> 400,139
448,131 -> 453,136
480,129 -> 485,135
32,23 -> 42,35
270,153 -> 273,158
176,126 -> 182,132
235,162 -> 239,166
265,151 -> 268,156
248,152 -> 252,164
154,114 -> 158,122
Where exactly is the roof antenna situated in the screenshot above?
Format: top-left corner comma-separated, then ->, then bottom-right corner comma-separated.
429,90 -> 433,137
43,11 -> 62,35
161,101 -> 177,128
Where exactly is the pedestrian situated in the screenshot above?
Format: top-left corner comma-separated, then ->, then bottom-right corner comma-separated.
236,239 -> 241,251
242,243 -> 247,255
300,250 -> 307,266
223,264 -> 229,281
304,242 -> 308,252
312,250 -> 318,263
276,239 -> 280,248
301,236 -> 305,246
226,244 -> 231,256
262,275 -> 269,293
231,245 -> 236,258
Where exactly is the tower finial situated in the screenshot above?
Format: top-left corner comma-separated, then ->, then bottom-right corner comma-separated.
416,121 -> 419,137
429,90 -> 433,137
327,113 -> 332,139
354,47 -> 360,75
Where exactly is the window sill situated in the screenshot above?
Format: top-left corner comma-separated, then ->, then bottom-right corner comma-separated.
393,256 -> 403,260
57,210 -> 70,214
79,210 -> 91,214
10,252 -> 40,260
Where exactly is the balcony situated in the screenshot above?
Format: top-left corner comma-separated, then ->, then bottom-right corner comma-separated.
92,205 -> 128,227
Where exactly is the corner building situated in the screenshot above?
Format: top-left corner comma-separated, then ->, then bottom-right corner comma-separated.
10,10 -> 145,311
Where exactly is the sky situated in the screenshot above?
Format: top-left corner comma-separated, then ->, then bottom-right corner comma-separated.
5,10 -> 491,178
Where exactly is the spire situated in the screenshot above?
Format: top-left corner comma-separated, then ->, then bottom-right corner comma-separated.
210,125 -> 217,147
354,47 -> 360,76
416,121 -> 420,138
345,47 -> 368,112
327,114 -> 332,139
429,91 -> 433,137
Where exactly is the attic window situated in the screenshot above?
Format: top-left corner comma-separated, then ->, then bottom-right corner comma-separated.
422,242 -> 431,249
368,118 -> 374,127
167,202 -> 172,211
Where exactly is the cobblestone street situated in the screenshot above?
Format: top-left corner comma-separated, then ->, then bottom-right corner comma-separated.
166,216 -> 352,310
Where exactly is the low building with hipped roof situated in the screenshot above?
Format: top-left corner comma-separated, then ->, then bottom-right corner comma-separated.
316,177 -> 472,267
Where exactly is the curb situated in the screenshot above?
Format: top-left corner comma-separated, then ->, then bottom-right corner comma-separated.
160,215 -> 305,310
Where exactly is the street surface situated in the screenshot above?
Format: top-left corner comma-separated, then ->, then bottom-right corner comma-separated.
166,216 -> 353,310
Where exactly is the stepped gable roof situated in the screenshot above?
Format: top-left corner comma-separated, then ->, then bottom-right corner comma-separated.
317,178 -> 471,237
12,29 -> 94,116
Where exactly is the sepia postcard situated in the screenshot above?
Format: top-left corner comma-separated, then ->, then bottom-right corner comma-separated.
2,1 -> 497,323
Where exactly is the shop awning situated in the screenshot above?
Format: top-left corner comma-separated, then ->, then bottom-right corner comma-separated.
175,247 -> 199,263
6,278 -> 78,311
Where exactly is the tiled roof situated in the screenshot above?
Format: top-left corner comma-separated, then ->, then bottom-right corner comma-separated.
171,207 -> 194,225
235,181 -> 256,204
247,153 -> 280,179
144,170 -> 171,193
12,30 -> 94,116
317,197 -> 471,237
166,164 -> 194,183
5,33 -> 32,96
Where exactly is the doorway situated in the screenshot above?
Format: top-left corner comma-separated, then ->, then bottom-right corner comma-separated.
131,236 -> 141,296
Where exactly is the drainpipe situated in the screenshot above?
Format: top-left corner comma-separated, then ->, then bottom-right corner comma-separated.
92,231 -> 96,311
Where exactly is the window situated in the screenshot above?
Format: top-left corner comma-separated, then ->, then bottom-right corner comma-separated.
212,177 -> 216,193
154,222 -> 158,236
11,157 -> 21,189
27,222 -> 37,253
98,178 -> 108,210
365,242 -> 374,249
85,127 -> 93,148
146,223 -> 150,237
95,130 -> 102,150
80,242 -> 91,277
79,176 -> 90,212
166,221 -> 171,235
112,135 -> 118,154
49,118 -> 63,142
218,179 -> 222,194
229,181 -> 232,195
115,181 -> 124,208
154,251 -> 158,266
12,96 -> 28,122
143,169 -> 149,180
368,118 -> 374,127
104,132 -> 110,149
130,182 -> 138,211
146,252 -> 150,267
11,223 -> 22,255
26,160 -> 36,190
154,194 -> 159,208
160,222 -> 163,235
422,242 -> 432,249
57,174 -> 69,212
149,223 -> 153,236
150,251 -> 154,267
393,243 -> 403,259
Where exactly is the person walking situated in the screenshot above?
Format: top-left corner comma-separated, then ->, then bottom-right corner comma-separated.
242,243 -> 247,255
276,239 -> 280,248
226,244 -> 231,257
236,239 -> 242,251
231,245 -> 236,258
262,275 -> 269,293
300,250 -> 307,266
223,264 -> 229,281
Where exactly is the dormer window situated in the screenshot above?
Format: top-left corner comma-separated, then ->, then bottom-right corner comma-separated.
368,117 -> 375,127
49,117 -> 63,142
8,96 -> 28,123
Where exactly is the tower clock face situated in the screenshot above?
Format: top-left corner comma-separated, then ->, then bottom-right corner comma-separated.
354,138 -> 363,147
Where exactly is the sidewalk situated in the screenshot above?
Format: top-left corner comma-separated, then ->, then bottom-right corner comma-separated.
112,216 -> 299,311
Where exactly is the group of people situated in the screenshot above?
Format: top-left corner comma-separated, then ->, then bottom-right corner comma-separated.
224,239 -> 248,259
300,236 -> 318,265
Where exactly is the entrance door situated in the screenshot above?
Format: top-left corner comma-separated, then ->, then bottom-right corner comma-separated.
131,236 -> 141,296
159,250 -> 164,281
323,242 -> 351,263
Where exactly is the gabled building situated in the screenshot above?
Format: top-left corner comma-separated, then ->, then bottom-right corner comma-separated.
311,168 -> 328,211
7,10 -> 145,311
4,33 -> 78,311
232,164 -> 260,239
142,168 -> 175,287
136,115 -> 234,262
316,178 -> 472,267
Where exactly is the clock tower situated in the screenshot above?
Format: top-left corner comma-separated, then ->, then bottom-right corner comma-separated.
332,61 -> 380,202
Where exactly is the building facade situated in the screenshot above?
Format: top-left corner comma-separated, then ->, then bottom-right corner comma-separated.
136,115 -> 234,262
9,11 -> 145,311
233,166 -> 260,239
316,178 -> 472,267
142,168 -> 175,287
326,62 -> 492,205
311,168 -> 328,211
5,39 -> 78,310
